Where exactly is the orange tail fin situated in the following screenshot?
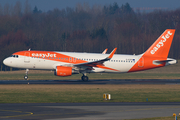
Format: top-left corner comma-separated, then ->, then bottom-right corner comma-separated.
143,29 -> 175,58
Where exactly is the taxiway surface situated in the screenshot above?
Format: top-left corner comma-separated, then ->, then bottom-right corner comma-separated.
0,79 -> 180,84
1,102 -> 180,119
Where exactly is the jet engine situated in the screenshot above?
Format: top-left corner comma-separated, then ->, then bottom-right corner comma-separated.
54,66 -> 73,77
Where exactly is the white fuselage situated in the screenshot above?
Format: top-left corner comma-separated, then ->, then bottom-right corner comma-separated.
3,52 -> 141,73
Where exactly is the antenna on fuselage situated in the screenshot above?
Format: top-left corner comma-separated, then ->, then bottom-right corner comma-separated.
28,48 -> 31,51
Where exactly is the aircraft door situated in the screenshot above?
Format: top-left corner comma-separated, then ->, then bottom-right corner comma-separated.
73,58 -> 76,63
24,52 -> 30,63
138,57 -> 144,67
69,57 -> 72,62
69,57 -> 76,63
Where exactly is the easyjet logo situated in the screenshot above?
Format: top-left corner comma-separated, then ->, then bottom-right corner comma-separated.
150,31 -> 172,55
32,53 -> 56,57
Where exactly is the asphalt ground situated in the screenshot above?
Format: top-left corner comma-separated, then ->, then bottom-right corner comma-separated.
0,102 -> 180,120
0,79 -> 180,84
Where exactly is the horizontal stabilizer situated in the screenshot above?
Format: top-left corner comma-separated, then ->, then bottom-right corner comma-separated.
153,58 -> 177,65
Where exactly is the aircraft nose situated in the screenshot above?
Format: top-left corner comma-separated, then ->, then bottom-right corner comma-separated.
3,58 -> 11,66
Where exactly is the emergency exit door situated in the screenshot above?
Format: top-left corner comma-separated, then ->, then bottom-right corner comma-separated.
138,57 -> 144,67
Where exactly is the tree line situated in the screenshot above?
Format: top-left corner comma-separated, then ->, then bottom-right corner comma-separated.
0,1 -> 180,71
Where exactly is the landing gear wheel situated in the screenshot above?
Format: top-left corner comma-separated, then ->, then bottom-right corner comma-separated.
24,69 -> 29,80
81,76 -> 88,81
24,75 -> 28,80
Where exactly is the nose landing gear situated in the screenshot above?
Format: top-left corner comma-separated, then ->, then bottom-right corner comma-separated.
24,69 -> 29,80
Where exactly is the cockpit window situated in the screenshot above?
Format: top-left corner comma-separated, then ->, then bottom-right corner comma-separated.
10,55 -> 19,58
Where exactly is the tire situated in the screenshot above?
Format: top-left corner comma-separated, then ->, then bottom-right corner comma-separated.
81,76 -> 88,81
24,75 -> 28,80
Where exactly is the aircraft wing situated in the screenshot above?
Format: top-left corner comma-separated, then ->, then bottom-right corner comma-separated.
74,48 -> 117,68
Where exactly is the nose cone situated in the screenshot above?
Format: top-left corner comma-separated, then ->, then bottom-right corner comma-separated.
3,58 -> 11,67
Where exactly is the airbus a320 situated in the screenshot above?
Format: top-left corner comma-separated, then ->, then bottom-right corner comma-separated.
3,29 -> 177,81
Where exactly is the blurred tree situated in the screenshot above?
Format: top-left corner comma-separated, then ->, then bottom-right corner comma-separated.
0,4 -> 3,15
33,6 -> 42,14
13,1 -> 22,16
24,0 -> 31,14
0,1 -> 180,71
120,3 -> 133,14
4,3 -> 10,15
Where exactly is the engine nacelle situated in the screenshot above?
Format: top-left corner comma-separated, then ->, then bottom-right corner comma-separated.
54,66 -> 73,77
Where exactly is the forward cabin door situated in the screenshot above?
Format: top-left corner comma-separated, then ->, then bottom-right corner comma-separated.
24,52 -> 30,63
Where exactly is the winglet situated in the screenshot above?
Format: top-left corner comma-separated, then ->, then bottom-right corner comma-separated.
108,48 -> 117,59
102,48 -> 108,54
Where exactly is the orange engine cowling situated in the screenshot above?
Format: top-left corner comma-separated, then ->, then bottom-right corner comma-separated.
54,66 -> 72,77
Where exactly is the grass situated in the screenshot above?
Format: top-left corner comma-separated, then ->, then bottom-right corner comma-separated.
1,84 -> 180,103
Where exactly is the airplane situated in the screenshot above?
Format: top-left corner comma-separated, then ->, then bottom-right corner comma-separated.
3,29 -> 177,81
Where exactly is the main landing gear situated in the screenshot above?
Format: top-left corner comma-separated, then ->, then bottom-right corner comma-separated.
81,73 -> 88,81
24,69 -> 29,80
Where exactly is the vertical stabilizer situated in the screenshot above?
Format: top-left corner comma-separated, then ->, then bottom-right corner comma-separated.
143,29 -> 175,58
